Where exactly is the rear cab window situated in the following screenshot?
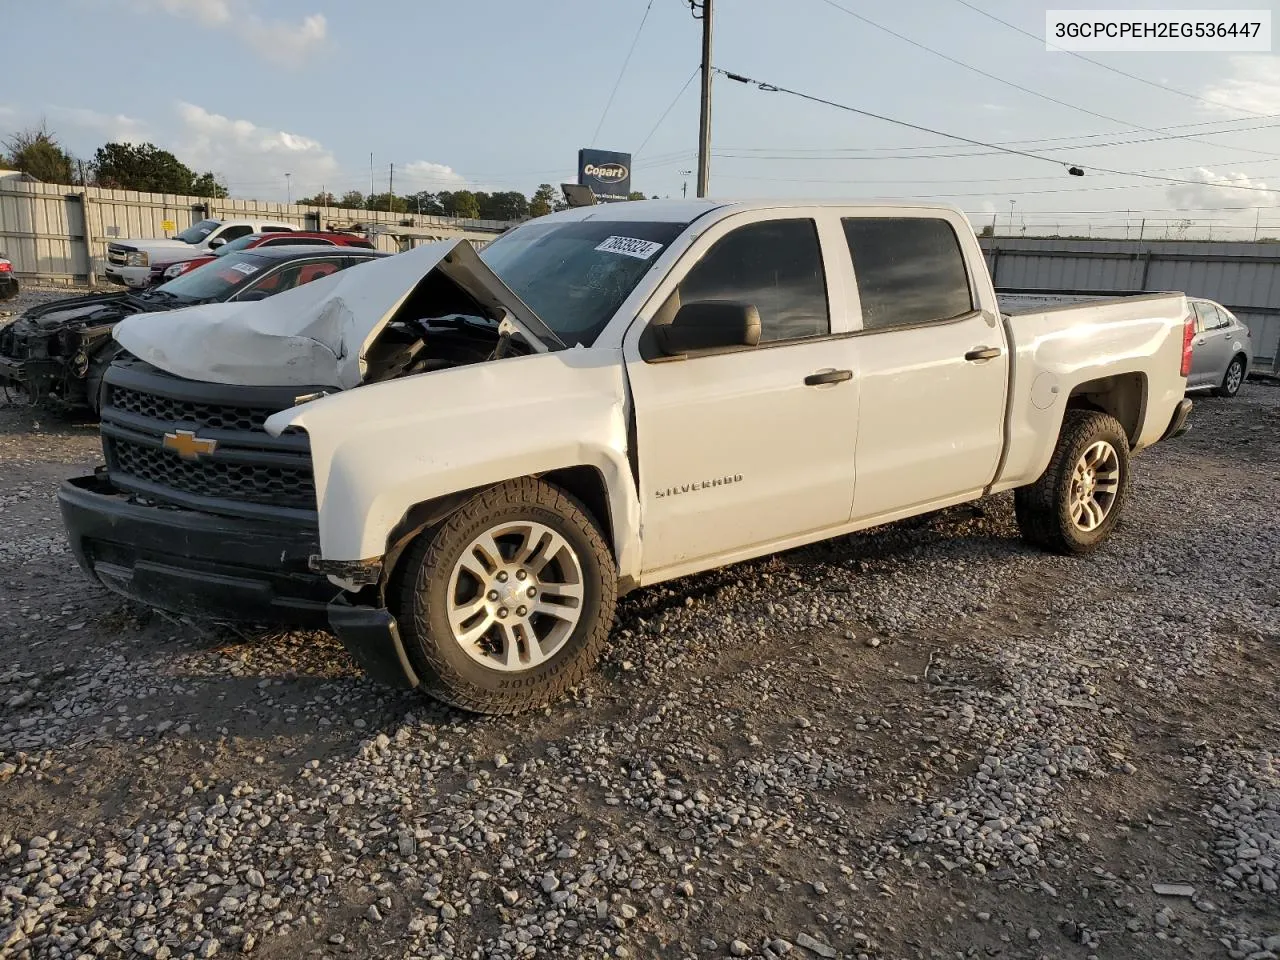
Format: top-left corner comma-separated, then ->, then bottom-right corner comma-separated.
841,217 -> 973,332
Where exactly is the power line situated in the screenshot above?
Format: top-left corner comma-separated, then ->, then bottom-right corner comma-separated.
717,68 -> 1280,194
591,0 -> 655,146
635,67 -> 699,156
814,0 -> 1280,160
952,0 -> 1265,118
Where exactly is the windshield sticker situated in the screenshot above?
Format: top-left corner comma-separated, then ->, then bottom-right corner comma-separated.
595,236 -> 664,260
230,262 -> 259,276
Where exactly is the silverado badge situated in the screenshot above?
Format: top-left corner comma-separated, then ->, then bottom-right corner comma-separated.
162,429 -> 217,460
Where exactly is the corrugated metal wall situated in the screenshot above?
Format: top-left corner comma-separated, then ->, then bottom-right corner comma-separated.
981,237 -> 1280,375
0,180 -> 512,284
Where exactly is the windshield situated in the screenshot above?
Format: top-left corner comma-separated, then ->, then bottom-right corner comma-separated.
153,252 -> 272,301
212,233 -> 261,257
480,219 -> 685,346
174,219 -> 221,244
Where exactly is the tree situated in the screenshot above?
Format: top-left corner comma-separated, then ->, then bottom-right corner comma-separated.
627,191 -> 646,202
190,171 -> 229,199
2,123 -> 74,183
339,190 -> 365,209
405,191 -> 444,215
978,224 -> 994,238
366,192 -> 407,213
299,191 -> 337,206
529,183 -> 558,218
93,141 -> 222,195
477,190 -> 528,221
439,189 -> 479,219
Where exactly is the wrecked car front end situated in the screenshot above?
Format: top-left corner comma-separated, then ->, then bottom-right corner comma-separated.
58,357 -> 337,625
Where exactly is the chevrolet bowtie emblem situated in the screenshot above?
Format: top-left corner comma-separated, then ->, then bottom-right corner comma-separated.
162,429 -> 217,460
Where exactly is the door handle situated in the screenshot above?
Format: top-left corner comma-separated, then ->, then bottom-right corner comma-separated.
964,346 -> 1002,362
804,368 -> 853,386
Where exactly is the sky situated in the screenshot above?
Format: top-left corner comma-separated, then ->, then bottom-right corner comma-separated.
3,0 -> 1280,238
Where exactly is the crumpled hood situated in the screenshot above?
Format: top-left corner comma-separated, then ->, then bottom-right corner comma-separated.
112,239 -> 547,390
10,291 -> 150,334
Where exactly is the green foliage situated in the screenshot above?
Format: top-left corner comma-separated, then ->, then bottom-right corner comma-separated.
366,192 -> 408,213
404,191 -> 444,215
298,191 -> 337,206
339,190 -> 365,209
978,224 -> 994,238
2,124 -> 74,183
438,190 -> 480,219
627,191 -> 646,201
529,183 -> 558,218
93,141 -> 224,196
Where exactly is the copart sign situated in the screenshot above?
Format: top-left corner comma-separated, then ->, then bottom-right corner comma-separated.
578,148 -> 632,202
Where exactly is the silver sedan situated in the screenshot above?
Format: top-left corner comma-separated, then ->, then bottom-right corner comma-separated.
1186,298 -> 1253,398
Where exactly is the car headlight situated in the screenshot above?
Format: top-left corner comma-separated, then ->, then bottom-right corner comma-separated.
125,251 -> 150,267
163,262 -> 185,278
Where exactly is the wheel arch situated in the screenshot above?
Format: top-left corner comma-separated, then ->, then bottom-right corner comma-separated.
1064,370 -> 1147,448
380,465 -> 629,602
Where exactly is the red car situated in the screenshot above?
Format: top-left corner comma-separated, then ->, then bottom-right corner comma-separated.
157,231 -> 376,283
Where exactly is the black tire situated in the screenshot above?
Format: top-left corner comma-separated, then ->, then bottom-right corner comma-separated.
1213,355 -> 1246,398
1014,409 -> 1130,555
393,477 -> 617,714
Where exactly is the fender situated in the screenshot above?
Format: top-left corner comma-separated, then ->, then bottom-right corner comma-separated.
265,347 -> 642,583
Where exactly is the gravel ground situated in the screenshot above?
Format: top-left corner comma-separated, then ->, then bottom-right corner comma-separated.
0,344 -> 1276,959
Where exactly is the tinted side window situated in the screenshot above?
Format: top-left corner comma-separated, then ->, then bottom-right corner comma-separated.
259,226 -> 294,233
842,218 -> 973,331
675,219 -> 829,342
265,237 -> 331,246
217,225 -> 254,243
1193,301 -> 1220,332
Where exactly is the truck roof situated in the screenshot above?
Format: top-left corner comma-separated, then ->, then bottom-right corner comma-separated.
543,198 -> 970,225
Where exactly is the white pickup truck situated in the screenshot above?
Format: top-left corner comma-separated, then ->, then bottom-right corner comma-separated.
104,217 -> 296,288
60,200 -> 1194,713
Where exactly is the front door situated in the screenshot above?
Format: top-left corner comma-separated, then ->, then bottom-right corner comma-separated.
624,215 -> 860,578
839,215 -> 1010,520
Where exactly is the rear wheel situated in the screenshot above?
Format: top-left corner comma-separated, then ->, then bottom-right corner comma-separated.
1214,355 -> 1245,398
394,478 -> 616,714
1015,410 -> 1130,554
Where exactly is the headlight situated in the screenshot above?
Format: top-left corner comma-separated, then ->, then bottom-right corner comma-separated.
163,262 -> 185,278
125,251 -> 150,267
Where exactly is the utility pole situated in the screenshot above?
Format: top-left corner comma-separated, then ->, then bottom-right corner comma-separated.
388,162 -> 394,210
693,0 -> 713,198
1139,218 -> 1145,241
1008,199 -> 1016,236
285,173 -> 292,205
679,169 -> 692,198
369,153 -> 375,209
1255,208 -> 1261,241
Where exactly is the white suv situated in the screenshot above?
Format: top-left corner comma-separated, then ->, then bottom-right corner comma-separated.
104,218 -> 296,288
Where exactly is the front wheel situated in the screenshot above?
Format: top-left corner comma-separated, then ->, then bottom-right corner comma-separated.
393,478 -> 617,714
1214,356 -> 1245,398
1015,410 -> 1130,555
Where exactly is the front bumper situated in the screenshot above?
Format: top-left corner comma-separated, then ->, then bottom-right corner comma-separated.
104,265 -> 151,288
1161,398 -> 1193,441
327,597 -> 420,690
59,470 -> 334,626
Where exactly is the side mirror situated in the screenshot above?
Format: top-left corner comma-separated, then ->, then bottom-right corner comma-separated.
236,289 -> 272,302
656,301 -> 761,357
208,237 -> 227,250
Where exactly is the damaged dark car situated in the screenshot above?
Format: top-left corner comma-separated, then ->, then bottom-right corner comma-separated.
0,245 -> 386,414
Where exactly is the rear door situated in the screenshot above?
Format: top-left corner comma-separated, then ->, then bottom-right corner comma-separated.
839,214 -> 1009,521
623,211 -> 860,578
1190,301 -> 1231,387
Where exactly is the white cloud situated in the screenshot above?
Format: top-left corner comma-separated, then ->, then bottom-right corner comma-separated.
1164,167 -> 1277,212
400,161 -> 469,191
1200,56 -> 1280,116
127,0 -> 327,66
51,106 -> 148,145
173,102 -> 340,197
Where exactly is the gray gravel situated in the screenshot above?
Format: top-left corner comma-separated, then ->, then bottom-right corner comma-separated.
0,383 -> 1277,959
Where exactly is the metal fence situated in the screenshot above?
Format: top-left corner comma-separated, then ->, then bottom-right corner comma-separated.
0,180 -> 513,285
980,237 -> 1280,376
